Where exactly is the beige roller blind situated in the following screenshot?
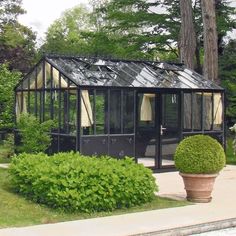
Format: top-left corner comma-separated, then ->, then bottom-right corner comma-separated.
81,90 -> 93,127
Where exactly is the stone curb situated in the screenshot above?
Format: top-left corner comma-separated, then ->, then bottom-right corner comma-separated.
0,164 -> 9,169
131,218 -> 236,236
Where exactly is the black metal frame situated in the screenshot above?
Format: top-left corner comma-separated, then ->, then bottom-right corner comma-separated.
14,55 -> 225,171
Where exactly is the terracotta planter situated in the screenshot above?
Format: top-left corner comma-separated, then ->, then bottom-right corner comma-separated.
180,172 -> 218,203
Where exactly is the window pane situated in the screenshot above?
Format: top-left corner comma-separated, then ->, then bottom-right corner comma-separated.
51,90 -> 59,132
123,91 -> 134,134
183,93 -> 192,130
69,90 -> 77,135
29,91 -> 36,115
162,94 -> 179,138
60,91 -> 65,132
96,90 -> 107,134
35,91 -> 41,120
44,91 -> 51,121
110,90 -> 121,134
192,93 -> 202,130
203,93 -> 212,130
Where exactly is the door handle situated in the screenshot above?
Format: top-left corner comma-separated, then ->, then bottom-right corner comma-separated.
161,125 -> 167,135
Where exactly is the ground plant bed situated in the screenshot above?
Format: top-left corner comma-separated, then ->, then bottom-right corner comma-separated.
0,167 -> 189,228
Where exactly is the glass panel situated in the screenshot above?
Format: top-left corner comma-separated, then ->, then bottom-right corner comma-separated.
136,93 -> 156,168
29,91 -> 36,115
95,90 -> 107,134
35,63 -> 44,89
51,90 -> 59,132
161,93 -> 180,166
44,91 -> 51,121
28,70 -> 36,90
35,91 -> 41,120
110,90 -> 121,134
203,93 -> 213,130
24,92 -> 29,114
213,93 -> 223,130
81,90 -> 94,135
123,91 -> 134,134
22,78 -> 29,90
192,93 -> 202,130
45,62 -> 52,89
183,93 -> 192,130
69,90 -> 77,135
59,91 -> 65,132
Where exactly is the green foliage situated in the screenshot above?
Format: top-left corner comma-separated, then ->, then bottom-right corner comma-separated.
220,40 -> 236,125
0,1 -> 36,73
229,124 -> 236,155
9,153 -> 158,213
174,135 -> 226,174
17,114 -> 55,153
0,133 -> 15,162
0,64 -> 21,129
0,0 -> 25,24
41,5 -> 92,55
226,138 -> 236,165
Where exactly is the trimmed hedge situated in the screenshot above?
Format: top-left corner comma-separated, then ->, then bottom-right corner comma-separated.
9,152 -> 158,213
174,135 -> 226,174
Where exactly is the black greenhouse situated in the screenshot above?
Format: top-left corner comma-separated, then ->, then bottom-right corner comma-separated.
15,55 -> 225,170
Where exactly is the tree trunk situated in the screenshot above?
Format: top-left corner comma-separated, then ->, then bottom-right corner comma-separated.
179,0 -> 196,69
201,0 -> 219,84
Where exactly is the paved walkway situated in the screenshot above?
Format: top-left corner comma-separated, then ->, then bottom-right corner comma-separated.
0,165 -> 236,236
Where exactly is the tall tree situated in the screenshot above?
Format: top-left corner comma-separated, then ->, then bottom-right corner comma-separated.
41,5 -> 93,55
179,0 -> 196,69
0,0 -> 25,24
201,0 -> 219,83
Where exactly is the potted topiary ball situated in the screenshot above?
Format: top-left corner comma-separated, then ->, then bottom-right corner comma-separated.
174,135 -> 226,203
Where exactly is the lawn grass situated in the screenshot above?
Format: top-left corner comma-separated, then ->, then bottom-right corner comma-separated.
226,138 -> 236,165
0,168 -> 189,228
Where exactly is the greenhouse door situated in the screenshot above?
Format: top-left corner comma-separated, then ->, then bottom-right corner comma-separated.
136,92 -> 180,169
160,93 -> 181,168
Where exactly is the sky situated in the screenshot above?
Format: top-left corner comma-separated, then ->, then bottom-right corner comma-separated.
19,0 -> 235,45
19,0 -> 89,43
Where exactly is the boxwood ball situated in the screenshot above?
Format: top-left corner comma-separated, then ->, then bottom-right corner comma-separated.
174,135 -> 226,174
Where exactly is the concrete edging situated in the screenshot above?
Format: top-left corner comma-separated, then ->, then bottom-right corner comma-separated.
132,218 -> 236,236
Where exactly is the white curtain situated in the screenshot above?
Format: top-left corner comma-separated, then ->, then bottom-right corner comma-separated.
30,63 -> 68,89
16,92 -> 27,119
214,94 -> 222,125
81,90 -> 93,127
140,94 -> 155,121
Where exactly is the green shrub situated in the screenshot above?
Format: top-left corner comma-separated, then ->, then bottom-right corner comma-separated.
17,114 -> 55,153
1,133 -> 15,159
9,152 -> 158,213
174,135 -> 226,174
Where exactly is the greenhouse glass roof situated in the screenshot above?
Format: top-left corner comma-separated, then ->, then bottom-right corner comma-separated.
37,55 -> 222,89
